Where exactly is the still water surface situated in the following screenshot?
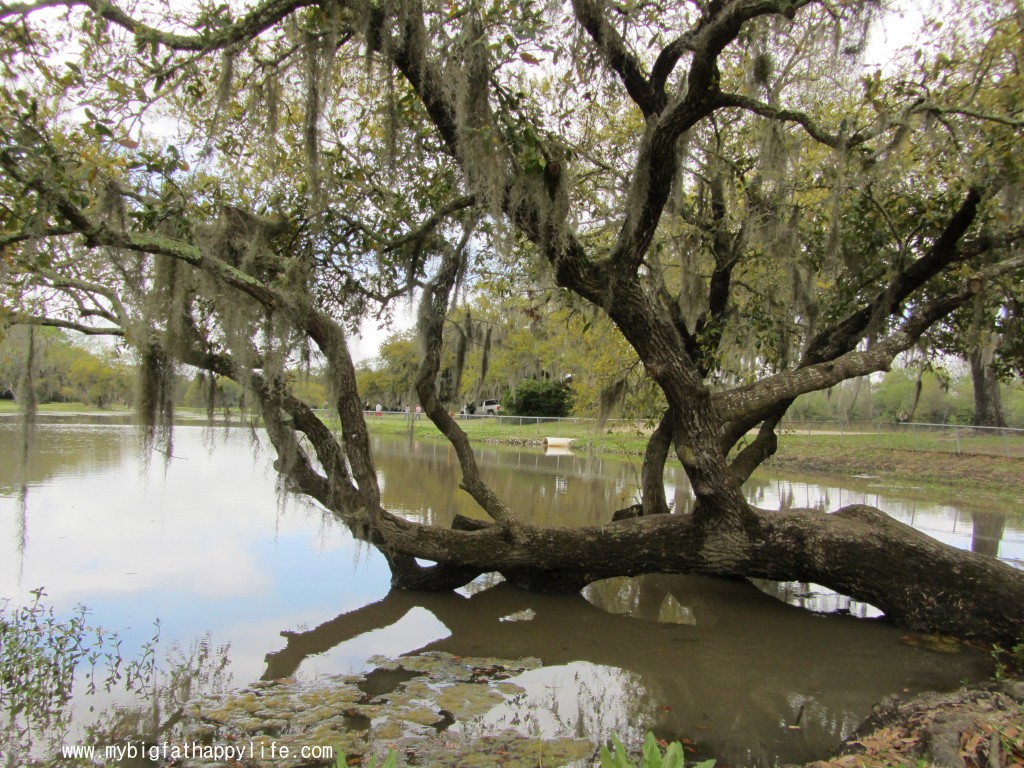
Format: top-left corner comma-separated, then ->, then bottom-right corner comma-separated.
1,420 -> 1021,766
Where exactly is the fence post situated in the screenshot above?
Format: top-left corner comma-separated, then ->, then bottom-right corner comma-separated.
955,426 -> 961,454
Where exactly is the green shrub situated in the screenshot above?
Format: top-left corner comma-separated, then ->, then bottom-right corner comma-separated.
503,379 -> 572,417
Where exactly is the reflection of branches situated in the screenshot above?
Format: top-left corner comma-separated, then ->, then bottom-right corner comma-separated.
264,576 -> 981,692
84,632 -> 232,754
261,576 -> 991,765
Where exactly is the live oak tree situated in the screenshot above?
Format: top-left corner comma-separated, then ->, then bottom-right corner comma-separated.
2,0 -> 1024,642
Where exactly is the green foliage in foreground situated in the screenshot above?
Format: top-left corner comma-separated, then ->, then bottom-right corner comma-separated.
993,641 -> 1024,680
601,732 -> 715,768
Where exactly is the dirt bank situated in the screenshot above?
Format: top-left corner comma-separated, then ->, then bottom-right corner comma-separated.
805,680 -> 1024,768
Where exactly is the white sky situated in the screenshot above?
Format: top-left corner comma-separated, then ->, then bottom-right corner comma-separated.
352,302 -> 418,363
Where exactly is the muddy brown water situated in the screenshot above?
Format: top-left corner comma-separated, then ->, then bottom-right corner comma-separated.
1,420 -> 1021,766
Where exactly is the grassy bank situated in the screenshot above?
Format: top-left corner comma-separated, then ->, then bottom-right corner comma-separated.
363,414 -> 1024,511
0,402 -> 233,420
764,433 -> 1024,508
0,400 -> 132,414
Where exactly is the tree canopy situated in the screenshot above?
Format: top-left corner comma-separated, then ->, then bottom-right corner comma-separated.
1,0 -> 1023,642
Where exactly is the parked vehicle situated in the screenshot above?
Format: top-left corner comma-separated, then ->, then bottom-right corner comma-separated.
481,399 -> 501,415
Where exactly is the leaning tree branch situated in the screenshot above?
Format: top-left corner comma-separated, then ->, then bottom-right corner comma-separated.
414,232 -> 523,530
371,0 -> 610,308
715,92 -> 846,147
639,407 -> 675,516
921,103 -> 1024,129
803,187 -> 982,364
0,225 -> 76,247
649,32 -> 696,101
718,188 -> 1017,453
382,195 -> 478,254
4,313 -> 126,337
608,0 -> 814,276
0,0 -> 317,53
176,342 -> 370,522
728,410 -> 783,483
2,134 -> 385,510
715,91 -> 929,149
367,498 -> 1024,643
715,251 -> 1024,424
28,269 -> 132,327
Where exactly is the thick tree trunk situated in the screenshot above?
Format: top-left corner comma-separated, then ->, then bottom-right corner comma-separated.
969,290 -> 1006,428
372,503 -> 1024,645
969,347 -> 1005,428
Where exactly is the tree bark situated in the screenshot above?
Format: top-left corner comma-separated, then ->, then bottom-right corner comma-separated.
970,347 -> 1005,428
968,290 -> 1006,428
367,502 -> 1024,645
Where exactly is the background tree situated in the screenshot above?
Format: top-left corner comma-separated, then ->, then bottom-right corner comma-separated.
0,327 -> 131,406
1,0 -> 1023,642
356,331 -> 421,408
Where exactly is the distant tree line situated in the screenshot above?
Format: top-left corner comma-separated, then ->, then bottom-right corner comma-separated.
788,367 -> 1024,428
0,328 -> 329,414
356,326 -> 1024,428
0,327 -> 131,407
6,328 -> 1019,428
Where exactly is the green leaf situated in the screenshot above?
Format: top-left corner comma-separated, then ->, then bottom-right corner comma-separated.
601,734 -> 632,768
642,732 -> 661,768
662,742 -> 685,768
106,77 -> 130,96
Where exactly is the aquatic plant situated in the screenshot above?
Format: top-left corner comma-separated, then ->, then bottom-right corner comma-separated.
600,732 -> 715,768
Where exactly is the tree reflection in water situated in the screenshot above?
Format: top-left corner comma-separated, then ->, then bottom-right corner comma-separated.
263,574 -> 991,767
972,511 -> 1009,559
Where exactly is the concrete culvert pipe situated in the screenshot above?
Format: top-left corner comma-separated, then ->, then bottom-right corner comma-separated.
544,437 -> 573,449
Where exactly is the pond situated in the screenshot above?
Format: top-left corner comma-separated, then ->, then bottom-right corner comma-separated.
1,419 -> 1021,766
